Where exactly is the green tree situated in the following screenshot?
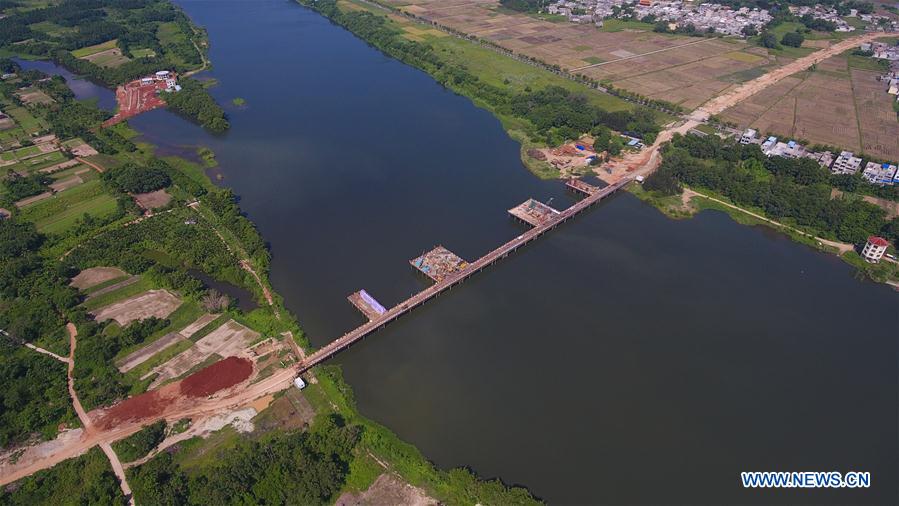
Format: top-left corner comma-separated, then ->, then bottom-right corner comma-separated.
759,31 -> 779,49
781,31 -> 804,48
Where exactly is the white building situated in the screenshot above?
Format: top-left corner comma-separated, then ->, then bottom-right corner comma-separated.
739,128 -> 758,144
861,236 -> 889,263
831,151 -> 863,174
768,140 -> 805,158
862,162 -> 898,185
761,136 -> 777,153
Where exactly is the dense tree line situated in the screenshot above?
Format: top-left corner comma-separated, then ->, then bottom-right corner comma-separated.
645,134 -> 898,246
203,190 -> 270,268
0,220 -> 83,445
498,0 -> 549,12
510,85 -> 660,144
2,172 -> 52,201
303,0 -> 661,146
781,31 -> 805,47
0,448 -> 125,505
707,0 -> 873,15
0,341 -> 75,447
130,415 -> 361,505
102,163 -> 171,194
799,14 -> 836,31
161,78 -> 229,133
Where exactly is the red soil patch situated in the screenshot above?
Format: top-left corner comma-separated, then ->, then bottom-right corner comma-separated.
92,357 -> 251,430
103,76 -> 173,127
94,388 -> 173,431
180,356 -> 253,398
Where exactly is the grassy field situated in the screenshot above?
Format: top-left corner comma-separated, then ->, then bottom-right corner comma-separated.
71,39 -> 118,58
113,301 -> 204,363
27,20 -> 76,37
17,179 -> 119,234
4,150 -> 68,174
157,21 -> 197,68
344,0 -> 635,115
0,102 -> 48,148
81,276 -> 154,312
598,19 -> 656,33
130,48 -> 157,58
846,52 -> 890,71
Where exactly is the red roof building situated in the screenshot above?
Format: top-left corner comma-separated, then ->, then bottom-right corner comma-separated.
862,236 -> 889,263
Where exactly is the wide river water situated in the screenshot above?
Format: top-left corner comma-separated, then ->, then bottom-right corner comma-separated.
25,1 -> 898,503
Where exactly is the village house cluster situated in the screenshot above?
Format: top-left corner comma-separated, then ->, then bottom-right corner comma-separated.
548,0 -> 771,34
789,5 -> 855,32
739,129 -> 899,186
633,1 -> 772,36
548,0 -> 899,35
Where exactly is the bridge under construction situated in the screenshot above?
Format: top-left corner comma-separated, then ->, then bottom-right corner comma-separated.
297,177 -> 631,373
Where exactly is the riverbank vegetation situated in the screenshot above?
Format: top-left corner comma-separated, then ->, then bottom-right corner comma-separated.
299,0 -> 662,177
638,134 -> 899,281
645,134 -> 898,246
161,78 -> 229,133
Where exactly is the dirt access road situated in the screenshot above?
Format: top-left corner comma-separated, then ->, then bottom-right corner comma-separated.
65,323 -> 135,506
0,357 -> 298,487
599,31 -> 886,183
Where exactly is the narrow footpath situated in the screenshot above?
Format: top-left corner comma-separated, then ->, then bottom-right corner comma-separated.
682,188 -> 855,254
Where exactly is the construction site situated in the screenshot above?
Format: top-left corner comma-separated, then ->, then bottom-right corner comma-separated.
410,246 -> 469,282
508,198 -> 561,227
104,70 -> 179,127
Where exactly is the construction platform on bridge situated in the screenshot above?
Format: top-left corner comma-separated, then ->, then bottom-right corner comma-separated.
410,246 -> 468,282
348,289 -> 387,321
566,178 -> 601,196
508,198 -> 560,227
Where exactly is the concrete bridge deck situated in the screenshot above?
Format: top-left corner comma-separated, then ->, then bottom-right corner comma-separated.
297,177 -> 631,373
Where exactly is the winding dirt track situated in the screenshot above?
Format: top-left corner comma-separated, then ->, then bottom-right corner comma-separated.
599,32 -> 886,183
0,30 -> 887,488
66,323 -> 134,505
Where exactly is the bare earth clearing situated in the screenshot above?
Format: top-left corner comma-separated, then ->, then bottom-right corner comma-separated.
336,473 -> 438,506
70,267 -> 127,290
92,289 -> 182,326
145,319 -> 259,388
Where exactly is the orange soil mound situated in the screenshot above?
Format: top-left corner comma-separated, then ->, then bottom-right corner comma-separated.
180,356 -> 253,398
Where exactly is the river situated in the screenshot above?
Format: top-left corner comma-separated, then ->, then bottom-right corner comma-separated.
23,1 -> 899,503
